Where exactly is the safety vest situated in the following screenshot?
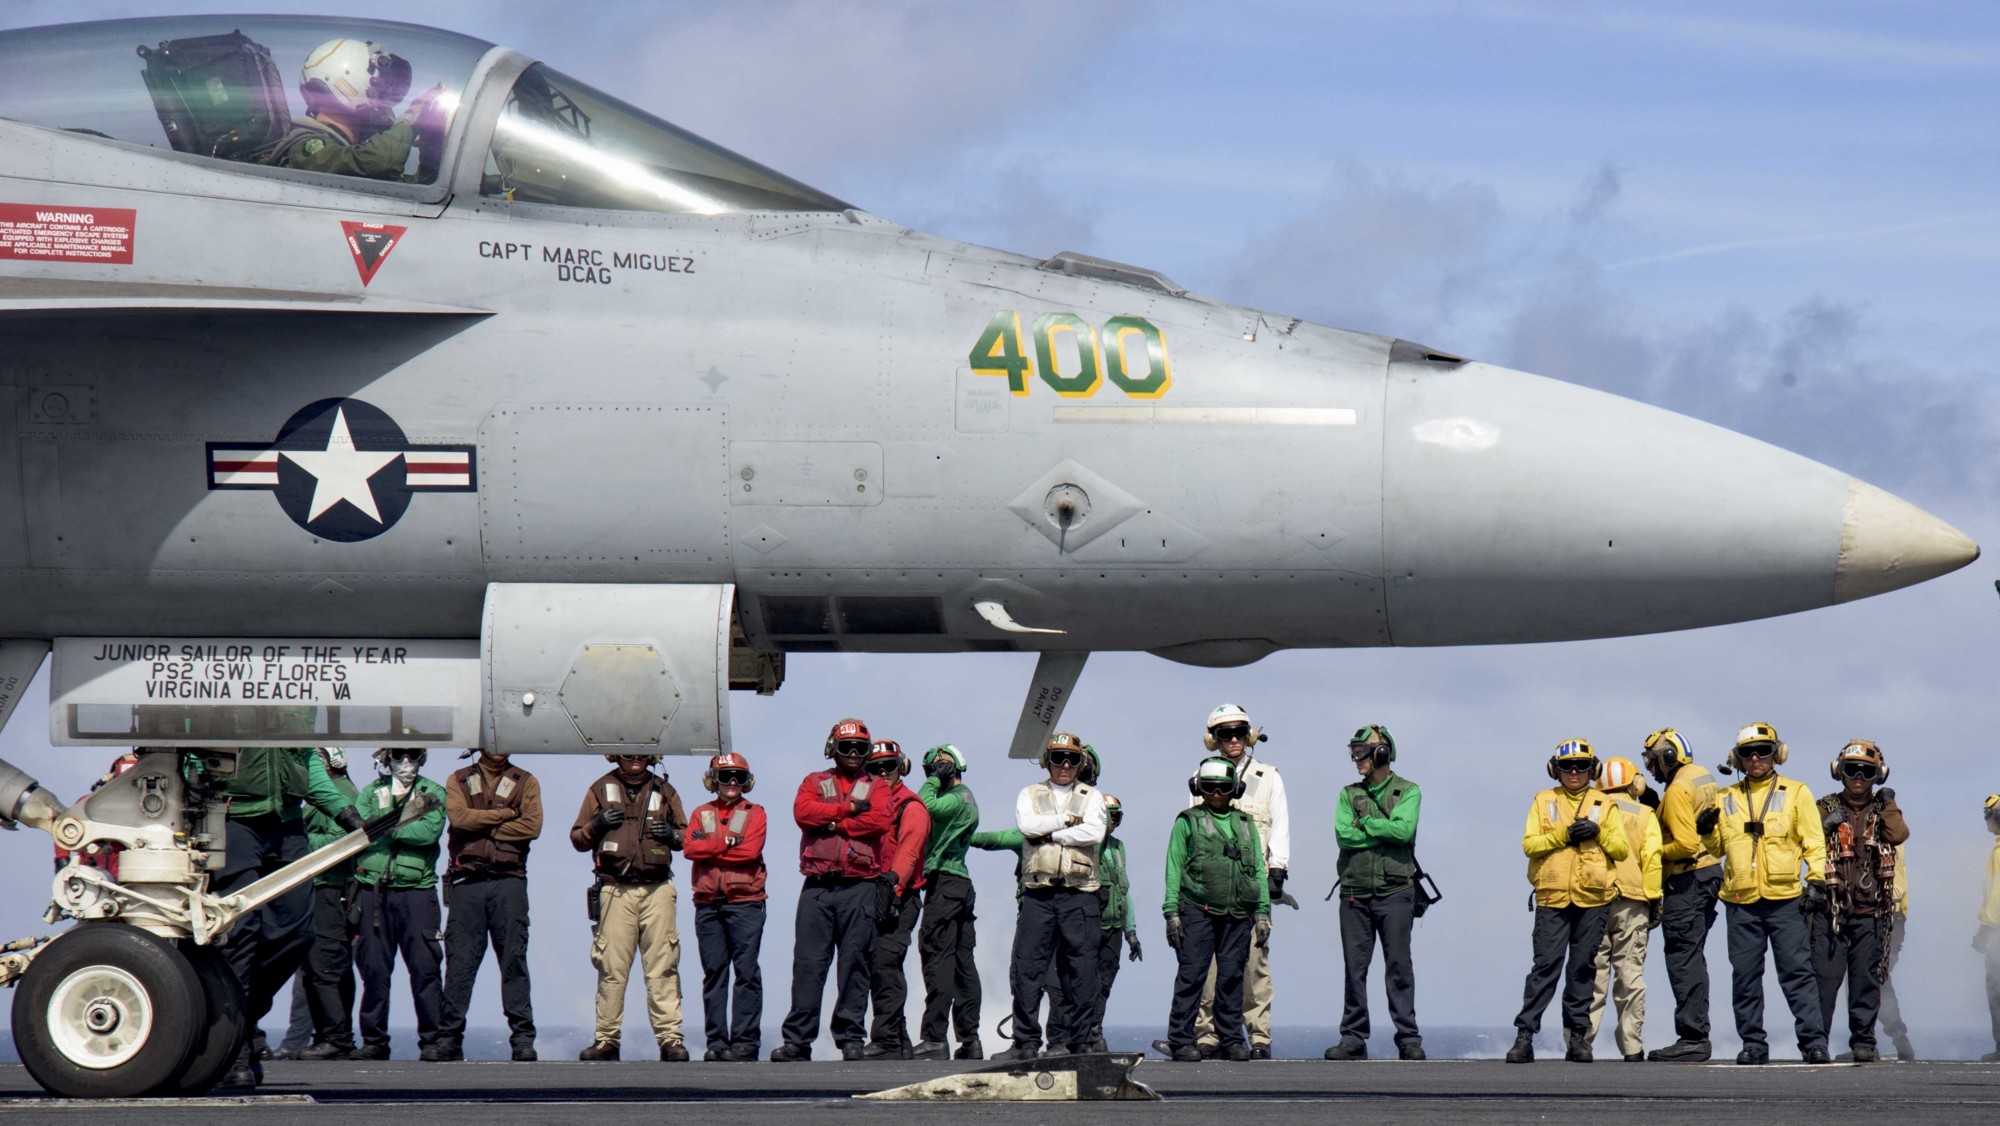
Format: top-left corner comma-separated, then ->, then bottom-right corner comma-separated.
1816,793 -> 1898,916
590,771 -> 679,883
688,800 -> 767,904
1021,781 -> 1101,892
798,771 -> 883,879
1711,775 -> 1823,904
1526,787 -> 1618,908
1177,808 -> 1264,917
1233,758 -> 1280,858
447,762 -> 532,876
1662,764 -> 1722,875
1606,797 -> 1653,902
1336,773 -> 1418,896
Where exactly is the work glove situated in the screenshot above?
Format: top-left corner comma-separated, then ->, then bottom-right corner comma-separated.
591,806 -> 625,837
1975,926 -> 1995,954
334,805 -> 366,834
849,794 -> 872,815
926,756 -> 959,782
1802,880 -> 1830,915
1164,913 -> 1184,951
1646,899 -> 1664,930
1877,787 -> 1895,803
1694,807 -> 1720,836
1566,819 -> 1600,844
647,817 -> 675,842
875,875 -> 900,931
1268,868 -> 1288,901
1125,930 -> 1143,962
1822,807 -> 1845,833
1253,915 -> 1272,949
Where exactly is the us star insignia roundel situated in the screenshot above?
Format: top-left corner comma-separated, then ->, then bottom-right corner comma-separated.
206,398 -> 476,542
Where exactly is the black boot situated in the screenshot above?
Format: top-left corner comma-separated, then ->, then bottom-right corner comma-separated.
1648,1038 -> 1711,1062
1565,1031 -> 1593,1063
1504,1032 -> 1535,1063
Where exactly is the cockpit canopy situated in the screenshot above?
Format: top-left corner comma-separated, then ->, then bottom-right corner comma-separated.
0,15 -> 846,215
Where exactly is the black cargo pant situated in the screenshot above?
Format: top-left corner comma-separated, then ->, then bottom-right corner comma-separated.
781,877 -> 877,1048
1660,867 -> 1722,1041
1009,887 -> 1100,1051
1514,903 -> 1608,1035
305,883 -> 357,1048
217,816 -> 316,1040
1339,885 -> 1421,1046
918,873 -> 981,1046
357,884 -> 445,1051
695,900 -> 766,1051
1811,911 -> 1885,1050
1169,906 -> 1251,1051
1726,898 -> 1825,1053
438,875 -> 536,1049
1086,926 -> 1124,1046
868,887 -> 923,1047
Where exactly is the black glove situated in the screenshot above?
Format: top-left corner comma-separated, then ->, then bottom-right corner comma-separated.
850,795 -> 872,815
1877,787 -> 1895,802
591,806 -> 625,837
1822,806 -> 1844,833
1253,915 -> 1272,949
875,876 -> 900,932
1647,899 -> 1664,930
1802,880 -> 1829,914
647,817 -> 675,842
1694,807 -> 1720,835
1566,819 -> 1600,844
926,757 -> 959,782
1268,868 -> 1288,900
1164,913 -> 1184,950
334,805 -> 365,834
1125,930 -> 1142,962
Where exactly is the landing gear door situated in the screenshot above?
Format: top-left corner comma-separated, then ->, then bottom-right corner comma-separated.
481,583 -> 733,756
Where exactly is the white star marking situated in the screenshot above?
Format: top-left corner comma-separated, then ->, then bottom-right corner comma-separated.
282,408 -> 401,523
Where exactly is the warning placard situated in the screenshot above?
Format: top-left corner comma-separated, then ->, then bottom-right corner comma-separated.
0,204 -> 136,264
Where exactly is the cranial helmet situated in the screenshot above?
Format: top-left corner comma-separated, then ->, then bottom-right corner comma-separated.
1102,793 -> 1123,824
300,38 -> 412,130
1202,703 -> 1265,750
1350,724 -> 1396,766
1546,738 -> 1599,782
1731,722 -> 1788,768
1188,755 -> 1245,799
824,717 -> 871,759
1040,731 -> 1086,770
924,744 -> 968,776
1598,756 -> 1641,794
1080,744 -> 1101,785
702,751 -> 755,793
1641,728 -> 1693,770
867,740 -> 910,777
1829,739 -> 1887,784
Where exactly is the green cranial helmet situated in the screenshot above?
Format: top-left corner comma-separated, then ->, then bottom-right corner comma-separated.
1349,724 -> 1396,763
1080,744 -> 1101,785
1188,755 -> 1241,798
924,744 -> 967,774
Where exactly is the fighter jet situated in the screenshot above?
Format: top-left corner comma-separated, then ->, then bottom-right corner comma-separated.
0,12 -> 1980,1101
0,13 -> 1978,764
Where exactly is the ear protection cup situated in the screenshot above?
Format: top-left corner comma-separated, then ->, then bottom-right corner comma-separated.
1186,775 -> 1201,797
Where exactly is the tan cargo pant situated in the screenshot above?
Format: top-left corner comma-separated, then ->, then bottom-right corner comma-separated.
1195,920 -> 1272,1049
1587,898 -> 1648,1056
592,880 -> 683,1047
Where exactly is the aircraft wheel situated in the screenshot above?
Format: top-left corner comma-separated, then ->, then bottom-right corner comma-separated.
11,923 -> 202,1099
158,944 -> 244,1096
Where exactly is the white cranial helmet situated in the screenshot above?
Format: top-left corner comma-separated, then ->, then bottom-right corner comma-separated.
300,38 -> 411,120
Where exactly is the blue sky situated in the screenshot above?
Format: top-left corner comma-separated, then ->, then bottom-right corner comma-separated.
2,2 -> 1997,1057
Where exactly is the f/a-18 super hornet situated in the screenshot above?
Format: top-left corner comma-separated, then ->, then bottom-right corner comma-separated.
0,15 -> 1976,1097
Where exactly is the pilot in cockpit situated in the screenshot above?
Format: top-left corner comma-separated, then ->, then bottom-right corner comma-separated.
265,37 -> 446,180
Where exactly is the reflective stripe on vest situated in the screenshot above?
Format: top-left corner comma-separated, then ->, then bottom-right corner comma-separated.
727,808 -> 749,835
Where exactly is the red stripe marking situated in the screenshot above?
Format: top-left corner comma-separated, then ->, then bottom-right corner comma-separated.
405,465 -> 466,475
213,459 -> 277,473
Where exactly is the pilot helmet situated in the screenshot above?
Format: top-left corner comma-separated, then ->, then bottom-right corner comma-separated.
301,38 -> 412,132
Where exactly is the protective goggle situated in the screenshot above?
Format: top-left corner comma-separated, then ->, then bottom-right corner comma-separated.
1838,761 -> 1879,780
712,769 -> 749,786
1195,778 -> 1236,794
386,750 -> 424,765
1211,724 -> 1251,742
1737,743 -> 1778,760
614,754 -> 653,764
1349,740 -> 1383,757
832,740 -> 870,757
1046,751 -> 1084,768
864,758 -> 902,776
1553,759 -> 1597,774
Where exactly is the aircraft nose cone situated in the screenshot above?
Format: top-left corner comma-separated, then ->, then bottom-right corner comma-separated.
1835,478 -> 1979,603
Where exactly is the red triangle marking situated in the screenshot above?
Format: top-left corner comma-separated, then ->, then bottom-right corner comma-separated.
340,221 -> 408,287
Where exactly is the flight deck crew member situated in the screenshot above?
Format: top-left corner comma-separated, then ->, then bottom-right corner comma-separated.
1978,795 -> 2000,1062
1639,728 -> 1723,1062
1190,705 -> 1289,1060
267,38 -> 446,179
684,752 -> 769,1062
774,718 -> 897,1061
1506,739 -> 1631,1064
913,744 -> 983,1061
1164,756 -> 1270,1062
1874,851 -> 1915,1060
571,754 -> 691,1062
1809,740 -> 1907,1063
864,741 -> 933,1058
1324,725 -> 1424,1062
436,748 -> 543,1062
355,748 -> 449,1061
1696,722 -> 1830,1065
1089,794 -> 1140,1054
995,732 -> 1108,1061
297,748 -> 361,1060
215,743 -> 364,1088
1586,757 -> 1662,1061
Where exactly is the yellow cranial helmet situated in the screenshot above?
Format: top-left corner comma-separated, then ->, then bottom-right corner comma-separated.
1547,738 -> 1598,781
1641,728 -> 1693,768
1732,722 -> 1788,766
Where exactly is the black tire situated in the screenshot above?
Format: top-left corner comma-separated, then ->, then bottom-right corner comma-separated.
160,944 -> 245,1096
12,923 -> 203,1099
